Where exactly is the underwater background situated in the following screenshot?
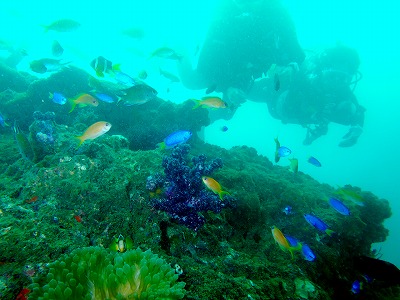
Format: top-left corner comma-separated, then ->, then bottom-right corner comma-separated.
0,0 -> 399,299
205,0 -> 400,268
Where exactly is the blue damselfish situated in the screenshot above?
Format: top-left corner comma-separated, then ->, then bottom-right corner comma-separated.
304,214 -> 335,236
277,146 -> 291,157
329,197 -> 350,215
301,244 -> 316,261
49,92 -> 67,105
159,130 -> 192,149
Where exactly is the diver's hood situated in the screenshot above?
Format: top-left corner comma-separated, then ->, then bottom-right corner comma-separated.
319,45 -> 360,78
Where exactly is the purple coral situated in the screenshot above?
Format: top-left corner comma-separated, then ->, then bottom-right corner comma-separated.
148,144 -> 234,231
29,111 -> 57,161
32,111 -> 56,145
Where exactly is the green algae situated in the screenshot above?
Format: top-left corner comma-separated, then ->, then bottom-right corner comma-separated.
295,278 -> 316,299
0,68 -> 396,298
0,134 -> 395,299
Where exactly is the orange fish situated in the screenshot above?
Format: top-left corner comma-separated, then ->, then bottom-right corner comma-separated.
192,96 -> 227,109
74,215 -> 82,222
25,196 -> 38,203
76,121 -> 112,147
69,93 -> 99,113
271,226 -> 301,259
202,176 -> 230,200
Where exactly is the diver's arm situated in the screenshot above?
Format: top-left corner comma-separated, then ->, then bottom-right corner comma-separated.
247,77 -> 275,103
176,54 -> 209,90
338,105 -> 365,147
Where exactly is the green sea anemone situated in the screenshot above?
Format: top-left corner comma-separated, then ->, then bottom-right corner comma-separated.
28,247 -> 185,299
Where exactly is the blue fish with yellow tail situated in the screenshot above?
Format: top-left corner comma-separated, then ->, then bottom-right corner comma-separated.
329,197 -> 350,215
285,235 -> 301,248
304,214 -> 335,236
286,235 -> 316,262
158,130 -> 192,149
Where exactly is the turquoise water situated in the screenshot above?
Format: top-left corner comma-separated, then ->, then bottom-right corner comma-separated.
205,0 -> 400,268
1,0 -> 399,272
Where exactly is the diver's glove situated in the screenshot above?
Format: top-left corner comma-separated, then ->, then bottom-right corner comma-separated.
287,62 -> 299,72
339,125 -> 363,147
303,123 -> 328,145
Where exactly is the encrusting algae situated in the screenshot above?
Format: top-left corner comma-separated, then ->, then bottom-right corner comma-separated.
0,65 -> 397,299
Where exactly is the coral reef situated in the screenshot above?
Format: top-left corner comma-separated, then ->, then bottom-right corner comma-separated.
0,132 -> 396,299
29,111 -> 57,161
0,62 -> 32,93
0,70 -> 397,299
0,66 -> 210,151
106,98 -> 210,150
148,144 -> 235,231
28,246 -> 185,299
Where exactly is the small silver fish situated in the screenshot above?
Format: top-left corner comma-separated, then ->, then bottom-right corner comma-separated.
42,19 -> 81,32
149,47 -> 183,60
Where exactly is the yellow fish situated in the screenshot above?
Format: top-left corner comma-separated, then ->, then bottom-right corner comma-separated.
335,187 -> 364,206
13,123 -> 34,160
271,226 -> 301,259
289,158 -> 298,173
76,121 -> 112,147
69,93 -> 99,113
202,176 -> 230,200
192,97 -> 227,109
274,137 -> 281,163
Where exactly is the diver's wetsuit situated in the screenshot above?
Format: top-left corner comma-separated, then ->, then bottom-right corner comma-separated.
196,0 -> 305,94
179,2 -> 365,147
179,0 -> 305,120
265,46 -> 365,146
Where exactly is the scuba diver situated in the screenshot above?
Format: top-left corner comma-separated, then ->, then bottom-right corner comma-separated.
178,0 -> 364,147
253,44 -> 365,147
178,0 -> 305,118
